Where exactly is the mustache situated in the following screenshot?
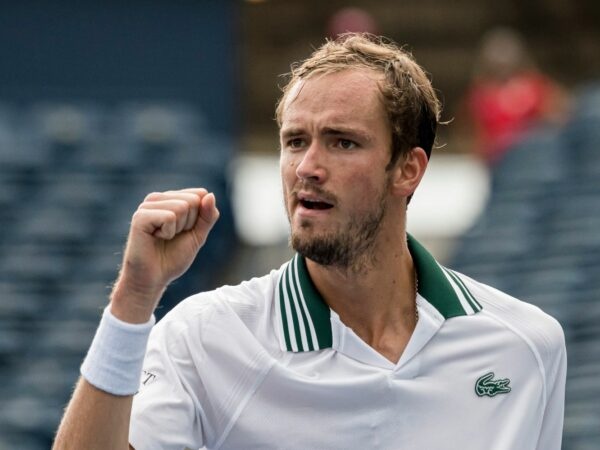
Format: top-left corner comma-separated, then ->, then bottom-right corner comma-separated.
291,181 -> 338,204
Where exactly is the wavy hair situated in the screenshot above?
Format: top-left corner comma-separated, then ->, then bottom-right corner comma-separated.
276,33 -> 442,167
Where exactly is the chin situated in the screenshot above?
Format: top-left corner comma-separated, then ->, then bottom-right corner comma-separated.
292,218 -> 330,238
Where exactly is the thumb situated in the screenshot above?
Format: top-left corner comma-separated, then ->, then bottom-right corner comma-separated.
193,192 -> 220,244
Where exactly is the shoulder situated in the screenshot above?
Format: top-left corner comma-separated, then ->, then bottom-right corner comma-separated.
150,264 -> 287,354
452,269 -> 566,366
165,266 -> 283,325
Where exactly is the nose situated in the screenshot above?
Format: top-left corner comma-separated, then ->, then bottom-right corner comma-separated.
295,142 -> 327,183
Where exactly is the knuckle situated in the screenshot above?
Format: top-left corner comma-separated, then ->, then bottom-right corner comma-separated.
165,210 -> 177,222
173,199 -> 189,215
131,209 -> 145,221
144,191 -> 162,202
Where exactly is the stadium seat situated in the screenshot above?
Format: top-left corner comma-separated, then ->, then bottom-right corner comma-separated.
0,98 -> 238,444
450,86 -> 600,449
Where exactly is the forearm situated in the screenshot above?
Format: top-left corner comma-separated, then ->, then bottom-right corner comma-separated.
53,304 -> 155,449
53,188 -> 218,449
53,378 -> 133,450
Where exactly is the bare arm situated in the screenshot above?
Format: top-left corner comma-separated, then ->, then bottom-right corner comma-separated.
53,188 -> 220,449
53,378 -> 135,450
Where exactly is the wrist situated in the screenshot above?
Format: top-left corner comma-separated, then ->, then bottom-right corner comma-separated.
110,275 -> 165,324
81,306 -> 155,396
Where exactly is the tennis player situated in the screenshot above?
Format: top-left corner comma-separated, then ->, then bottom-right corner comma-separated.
54,34 -> 566,450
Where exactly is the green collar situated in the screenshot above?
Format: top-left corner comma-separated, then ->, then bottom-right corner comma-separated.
277,234 -> 482,352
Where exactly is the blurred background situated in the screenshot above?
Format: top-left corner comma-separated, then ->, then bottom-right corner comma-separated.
0,0 -> 599,448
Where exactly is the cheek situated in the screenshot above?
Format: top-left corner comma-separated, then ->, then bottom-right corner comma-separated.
280,159 -> 297,196
280,151 -> 296,168
280,155 -> 299,184
339,170 -> 387,207
339,161 -> 377,188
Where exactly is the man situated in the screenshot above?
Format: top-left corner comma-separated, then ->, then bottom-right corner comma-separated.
54,34 -> 566,449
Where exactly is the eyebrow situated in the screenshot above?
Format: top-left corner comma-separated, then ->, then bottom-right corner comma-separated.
280,128 -> 304,140
280,126 -> 373,143
322,127 -> 373,143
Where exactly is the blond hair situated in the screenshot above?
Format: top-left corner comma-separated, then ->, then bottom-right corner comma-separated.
276,33 -> 441,166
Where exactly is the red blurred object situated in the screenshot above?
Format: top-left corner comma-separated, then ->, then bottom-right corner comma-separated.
467,72 -> 555,163
462,28 -> 569,165
326,7 -> 379,39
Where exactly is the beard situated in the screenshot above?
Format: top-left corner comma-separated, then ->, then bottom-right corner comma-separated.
289,185 -> 387,271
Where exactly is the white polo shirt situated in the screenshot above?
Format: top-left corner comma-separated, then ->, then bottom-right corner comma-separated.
129,236 -> 566,450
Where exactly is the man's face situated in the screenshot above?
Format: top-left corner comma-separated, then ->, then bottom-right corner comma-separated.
279,68 -> 394,269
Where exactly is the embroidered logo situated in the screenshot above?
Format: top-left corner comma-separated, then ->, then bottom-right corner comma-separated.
475,372 -> 512,397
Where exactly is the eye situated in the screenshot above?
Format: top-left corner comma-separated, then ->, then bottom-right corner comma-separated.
287,138 -> 306,149
337,139 -> 357,150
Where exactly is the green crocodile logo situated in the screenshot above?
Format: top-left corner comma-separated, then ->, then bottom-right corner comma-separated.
475,372 -> 512,397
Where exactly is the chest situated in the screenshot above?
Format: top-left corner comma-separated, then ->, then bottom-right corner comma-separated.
215,347 -> 544,450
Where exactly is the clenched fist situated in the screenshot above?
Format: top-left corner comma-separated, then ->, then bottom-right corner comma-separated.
110,188 -> 220,323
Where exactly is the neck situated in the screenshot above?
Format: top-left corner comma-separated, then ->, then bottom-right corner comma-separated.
305,233 -> 418,363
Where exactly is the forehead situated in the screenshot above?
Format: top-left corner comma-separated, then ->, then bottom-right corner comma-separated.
280,69 -> 387,130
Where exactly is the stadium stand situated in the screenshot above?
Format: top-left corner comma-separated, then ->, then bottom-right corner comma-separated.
0,1 -> 597,444
450,84 -> 600,450
0,101 -> 236,449
2,89 -> 600,449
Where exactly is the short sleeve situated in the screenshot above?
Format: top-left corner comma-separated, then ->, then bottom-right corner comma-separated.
535,318 -> 567,450
129,311 -> 205,450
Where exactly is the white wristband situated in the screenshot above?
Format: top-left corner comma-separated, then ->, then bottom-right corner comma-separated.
81,306 -> 156,396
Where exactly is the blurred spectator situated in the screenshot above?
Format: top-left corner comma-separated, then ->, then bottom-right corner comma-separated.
460,27 -> 569,165
326,7 -> 379,39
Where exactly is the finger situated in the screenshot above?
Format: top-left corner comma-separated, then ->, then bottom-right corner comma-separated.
184,201 -> 199,231
179,187 -> 209,196
143,190 -> 205,206
168,189 -> 209,230
193,192 -> 220,243
138,199 -> 192,234
131,208 -> 177,240
142,190 -> 206,233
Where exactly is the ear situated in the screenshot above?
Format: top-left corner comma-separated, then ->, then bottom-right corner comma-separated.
389,147 -> 429,198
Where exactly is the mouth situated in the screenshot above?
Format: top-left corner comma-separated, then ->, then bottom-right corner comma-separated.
298,198 -> 334,210
296,191 -> 335,211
